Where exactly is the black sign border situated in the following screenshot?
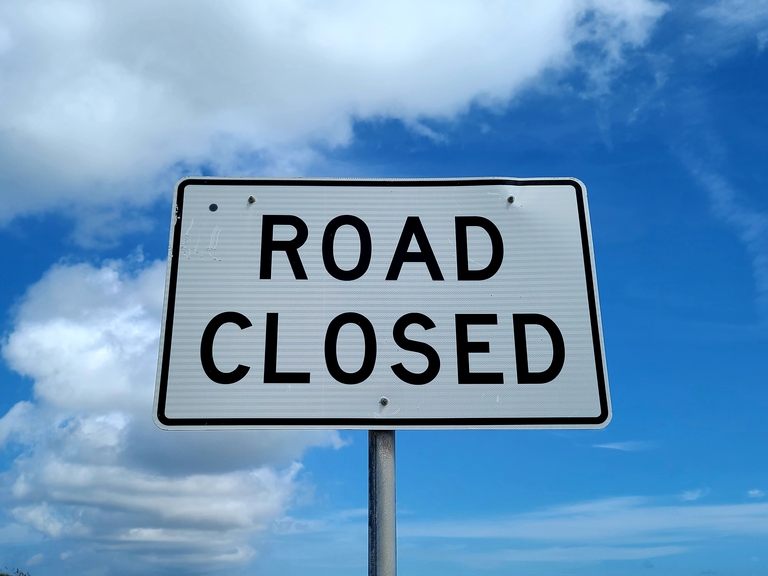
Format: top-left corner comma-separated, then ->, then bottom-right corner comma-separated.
155,178 -> 610,428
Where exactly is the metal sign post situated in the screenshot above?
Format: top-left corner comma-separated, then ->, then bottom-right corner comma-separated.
369,430 -> 396,576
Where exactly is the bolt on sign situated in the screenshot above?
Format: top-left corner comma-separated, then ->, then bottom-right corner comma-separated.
153,178 -> 611,429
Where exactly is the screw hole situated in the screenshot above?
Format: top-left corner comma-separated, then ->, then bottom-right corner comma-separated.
209,203 -> 218,212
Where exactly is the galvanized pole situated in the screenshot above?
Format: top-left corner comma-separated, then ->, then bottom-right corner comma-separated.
369,430 -> 396,576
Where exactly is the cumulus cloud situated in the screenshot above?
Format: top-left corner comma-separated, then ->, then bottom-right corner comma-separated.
0,0 -> 666,239
0,257 -> 343,572
4,261 -> 163,412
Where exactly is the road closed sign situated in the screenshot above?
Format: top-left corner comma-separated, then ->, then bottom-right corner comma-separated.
153,178 -> 610,429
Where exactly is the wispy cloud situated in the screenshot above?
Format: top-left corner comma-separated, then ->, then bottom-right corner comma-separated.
400,496 -> 768,542
276,495 -> 768,569
700,0 -> 768,25
26,553 -> 43,567
760,30 -> 768,51
450,545 -> 687,565
687,165 -> 768,320
748,489 -> 766,498
680,489 -> 710,502
699,1 -> 768,59
593,441 -> 653,451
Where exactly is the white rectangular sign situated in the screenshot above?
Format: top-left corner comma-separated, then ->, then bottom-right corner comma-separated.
154,178 -> 610,429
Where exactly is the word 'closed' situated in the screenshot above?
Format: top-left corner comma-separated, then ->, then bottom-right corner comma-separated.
200,311 -> 565,386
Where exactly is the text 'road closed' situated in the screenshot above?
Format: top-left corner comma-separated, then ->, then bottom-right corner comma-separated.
200,311 -> 565,386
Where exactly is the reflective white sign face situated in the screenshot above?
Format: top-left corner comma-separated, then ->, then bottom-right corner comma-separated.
154,178 -> 610,429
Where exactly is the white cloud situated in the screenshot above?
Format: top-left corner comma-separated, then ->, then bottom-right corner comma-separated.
454,544 -> 686,564
0,257 -> 343,572
749,489 -> 766,498
399,496 -> 768,542
0,400 -> 34,445
700,0 -> 768,25
760,29 -> 768,51
3,261 -> 164,412
700,0 -> 768,51
0,0 -> 667,239
267,495 -> 768,570
13,459 -> 300,529
688,168 -> 768,319
593,441 -> 653,451
12,503 -> 67,538
680,489 -> 709,502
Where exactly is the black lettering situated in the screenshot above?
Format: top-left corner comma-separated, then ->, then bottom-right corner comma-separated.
259,215 -> 309,279
455,216 -> 504,281
264,313 -> 310,383
322,215 -> 372,281
386,216 -> 444,281
455,314 -> 503,384
513,314 -> 565,384
325,312 -> 377,384
391,313 -> 441,385
200,312 -> 251,385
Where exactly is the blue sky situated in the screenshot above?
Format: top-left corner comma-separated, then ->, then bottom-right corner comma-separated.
1,0 -> 768,574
